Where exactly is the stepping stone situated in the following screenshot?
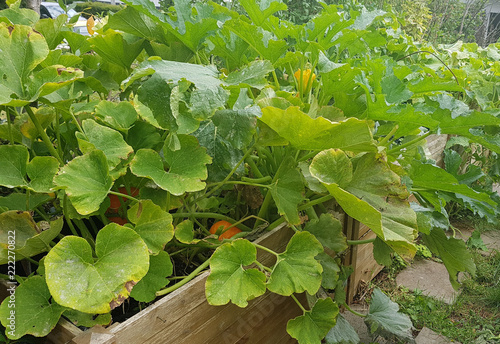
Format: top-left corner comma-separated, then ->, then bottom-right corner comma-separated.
456,228 -> 500,255
415,327 -> 461,344
395,260 -> 459,304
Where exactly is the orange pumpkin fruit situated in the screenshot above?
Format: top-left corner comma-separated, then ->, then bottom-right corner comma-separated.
209,220 -> 242,241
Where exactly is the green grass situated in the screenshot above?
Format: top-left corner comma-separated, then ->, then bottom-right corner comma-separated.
371,250 -> 500,344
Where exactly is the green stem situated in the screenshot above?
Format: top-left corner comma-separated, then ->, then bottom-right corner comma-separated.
63,195 -> 79,237
304,206 -> 318,221
298,195 -> 334,211
69,109 -> 84,134
156,259 -> 211,296
21,255 -> 40,266
378,125 -> 399,147
272,70 -> 280,90
245,156 -> 264,178
74,219 -> 95,248
298,150 -> 319,162
54,111 -> 64,161
34,207 -> 49,222
344,303 -> 367,318
253,243 -> 279,257
194,144 -> 256,203
5,107 -> 14,145
347,238 -> 376,245
108,191 -> 140,203
25,106 -> 64,165
291,294 -> 307,313
241,176 -> 271,184
208,180 -> 270,189
387,132 -> 431,154
254,260 -> 272,273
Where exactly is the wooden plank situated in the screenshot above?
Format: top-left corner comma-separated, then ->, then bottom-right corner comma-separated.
346,220 -> 360,304
350,230 -> 383,301
47,319 -> 84,344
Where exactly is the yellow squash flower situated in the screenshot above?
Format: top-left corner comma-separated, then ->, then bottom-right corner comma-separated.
294,68 -> 316,93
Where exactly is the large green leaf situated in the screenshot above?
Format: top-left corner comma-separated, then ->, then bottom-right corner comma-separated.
130,251 -> 173,302
287,298 -> 339,344
269,157 -> 305,225
0,23 -> 83,106
95,100 -> 138,131
311,151 -> 417,257
259,106 -> 376,152
76,119 -> 134,170
63,310 -> 111,328
34,15 -> 68,50
89,29 -> 144,71
0,276 -> 66,340
174,219 -> 199,244
422,228 -> 476,289
206,239 -> 266,307
325,313 -> 361,344
127,200 -> 174,254
224,18 -> 287,63
365,289 -> 414,343
309,149 -> 352,188
316,251 -> 340,290
127,59 -> 228,131
0,145 -> 59,193
225,60 -> 274,89
0,211 -> 63,264
130,135 -> 211,195
106,5 -> 168,44
0,193 -> 51,212
54,150 -> 114,215
267,231 -> 323,296
0,23 -> 48,106
303,213 -> 347,253
194,107 -> 259,181
45,224 -> 150,314
0,145 -> 28,188
410,161 -> 495,206
124,0 -> 220,53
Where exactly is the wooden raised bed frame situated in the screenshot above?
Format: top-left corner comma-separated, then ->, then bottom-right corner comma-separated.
47,209 -> 395,343
48,224 -> 305,344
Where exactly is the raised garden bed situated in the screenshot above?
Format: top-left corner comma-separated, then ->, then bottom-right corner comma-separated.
47,225 -> 305,344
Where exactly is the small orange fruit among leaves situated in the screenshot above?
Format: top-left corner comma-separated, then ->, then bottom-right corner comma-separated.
87,16 -> 95,35
108,217 -> 128,225
107,187 -> 139,211
209,220 -> 242,240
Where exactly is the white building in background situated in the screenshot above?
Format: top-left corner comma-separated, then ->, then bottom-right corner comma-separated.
483,0 -> 500,44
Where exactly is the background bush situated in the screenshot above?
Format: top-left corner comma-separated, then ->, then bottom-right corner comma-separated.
73,1 -> 123,18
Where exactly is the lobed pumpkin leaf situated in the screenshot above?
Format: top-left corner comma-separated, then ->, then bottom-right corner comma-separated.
267,231 -> 323,296
287,298 -> 339,344
127,200 -> 174,254
206,239 -> 266,307
54,150 -> 114,215
130,135 -> 211,195
0,276 -> 66,339
45,223 -> 150,314
130,251 -> 173,302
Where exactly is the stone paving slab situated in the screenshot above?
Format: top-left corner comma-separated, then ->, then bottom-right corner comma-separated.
415,327 -> 461,344
395,259 -> 459,304
456,228 -> 500,254
341,304 -> 389,344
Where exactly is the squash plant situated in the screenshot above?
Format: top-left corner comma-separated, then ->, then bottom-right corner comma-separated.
0,0 -> 499,343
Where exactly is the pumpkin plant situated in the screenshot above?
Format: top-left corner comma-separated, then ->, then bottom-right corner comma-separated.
0,0 -> 499,343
